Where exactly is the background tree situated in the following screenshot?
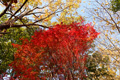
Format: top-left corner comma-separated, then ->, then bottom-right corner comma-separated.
84,0 -> 120,79
86,45 -> 116,80
111,0 -> 120,12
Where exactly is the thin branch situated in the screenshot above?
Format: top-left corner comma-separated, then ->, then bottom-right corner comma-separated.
19,18 -> 34,35
33,5 -> 72,24
103,32 -> 120,53
15,7 -> 27,17
26,12 -> 45,15
17,1 -> 53,17
0,32 -> 10,34
0,23 -> 48,30
0,4 -> 72,30
0,2 -> 12,17
9,0 -> 28,20
96,0 -> 120,33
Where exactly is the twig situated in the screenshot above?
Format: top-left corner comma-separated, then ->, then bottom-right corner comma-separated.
9,0 -> 28,20
0,2 -> 12,17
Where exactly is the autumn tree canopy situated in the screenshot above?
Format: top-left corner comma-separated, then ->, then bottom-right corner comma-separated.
0,0 -> 101,80
0,0 -> 82,77
9,22 -> 99,79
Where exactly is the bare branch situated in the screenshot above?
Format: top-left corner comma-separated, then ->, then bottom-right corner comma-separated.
26,12 -> 45,16
0,2 -> 72,31
9,0 -> 28,20
96,0 -> 120,33
33,5 -> 72,24
0,2 -> 12,17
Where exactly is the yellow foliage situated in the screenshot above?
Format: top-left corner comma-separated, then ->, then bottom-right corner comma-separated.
7,0 -> 82,26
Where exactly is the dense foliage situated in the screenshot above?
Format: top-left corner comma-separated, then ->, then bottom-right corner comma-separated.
111,0 -> 120,12
9,22 -> 99,79
86,51 -> 114,80
0,27 -> 37,79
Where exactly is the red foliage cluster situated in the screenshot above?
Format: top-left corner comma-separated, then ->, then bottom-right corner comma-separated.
9,22 -> 99,80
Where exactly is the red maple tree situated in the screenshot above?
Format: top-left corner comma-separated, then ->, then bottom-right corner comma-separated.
9,22 -> 99,80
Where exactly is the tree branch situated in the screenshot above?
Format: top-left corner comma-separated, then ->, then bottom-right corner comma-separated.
0,23 -> 48,30
96,0 -> 120,33
0,2 -> 12,18
9,0 -> 28,20
0,3 -> 72,31
0,32 -> 10,34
